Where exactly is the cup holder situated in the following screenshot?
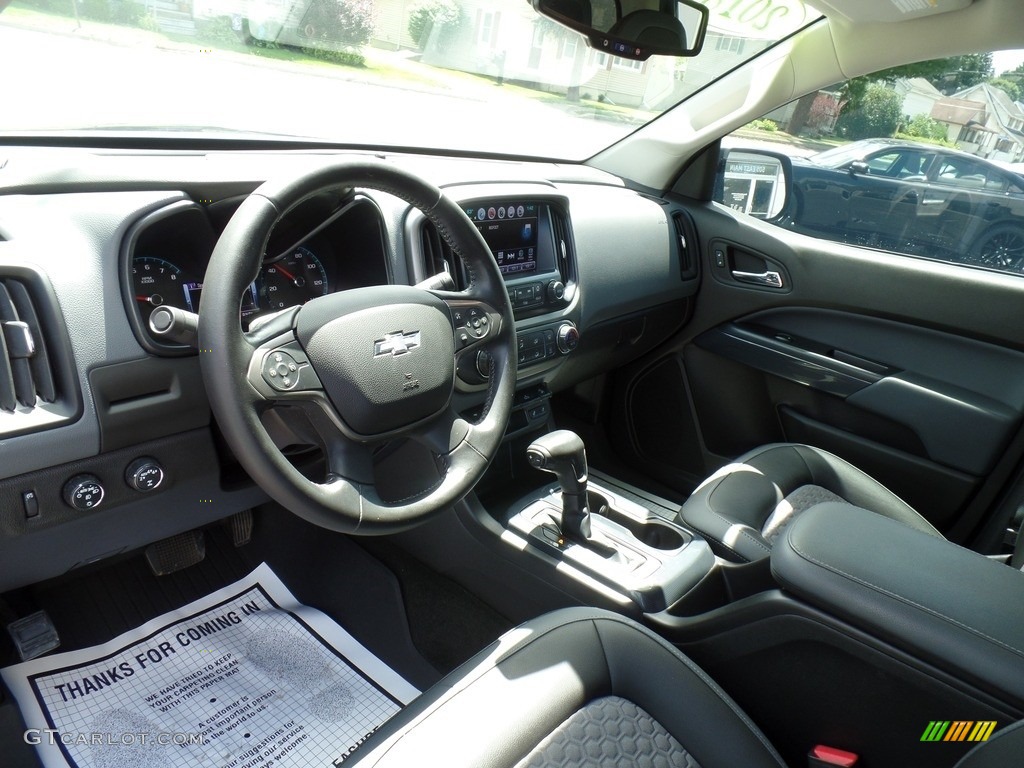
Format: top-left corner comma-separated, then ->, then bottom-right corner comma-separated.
588,491 -> 685,551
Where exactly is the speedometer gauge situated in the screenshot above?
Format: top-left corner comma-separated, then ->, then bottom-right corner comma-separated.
261,246 -> 329,311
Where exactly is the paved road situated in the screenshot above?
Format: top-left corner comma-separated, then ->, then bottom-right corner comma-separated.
0,22 -> 626,158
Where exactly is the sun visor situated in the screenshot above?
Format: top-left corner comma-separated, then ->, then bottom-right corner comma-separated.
812,0 -> 972,23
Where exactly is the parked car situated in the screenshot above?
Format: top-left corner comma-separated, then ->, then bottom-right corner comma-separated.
787,138 -> 1024,269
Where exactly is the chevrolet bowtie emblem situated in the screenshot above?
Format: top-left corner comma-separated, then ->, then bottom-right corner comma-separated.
374,330 -> 422,357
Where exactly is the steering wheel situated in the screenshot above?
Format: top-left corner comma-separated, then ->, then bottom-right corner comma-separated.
199,159 -> 516,533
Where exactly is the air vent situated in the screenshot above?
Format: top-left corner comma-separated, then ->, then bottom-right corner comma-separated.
0,268 -> 80,435
549,206 -> 574,285
671,210 -> 700,280
420,222 -> 466,289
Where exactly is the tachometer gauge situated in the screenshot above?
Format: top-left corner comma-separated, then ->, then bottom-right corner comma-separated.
133,257 -> 191,315
261,246 -> 329,311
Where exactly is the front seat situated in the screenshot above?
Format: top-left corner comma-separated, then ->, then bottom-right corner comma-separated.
349,607 -> 1022,768
350,607 -> 786,767
678,443 -> 943,562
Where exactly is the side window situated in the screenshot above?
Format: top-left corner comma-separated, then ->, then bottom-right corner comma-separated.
864,151 -> 902,175
719,51 -> 1024,273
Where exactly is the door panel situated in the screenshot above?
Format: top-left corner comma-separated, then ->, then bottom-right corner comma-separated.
616,199 -> 1024,537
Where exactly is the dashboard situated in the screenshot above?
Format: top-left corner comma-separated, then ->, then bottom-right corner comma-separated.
0,147 -> 698,592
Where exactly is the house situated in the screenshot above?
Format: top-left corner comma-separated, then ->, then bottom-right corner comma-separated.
930,97 -> 991,147
368,0 -> 784,110
944,82 -> 1024,163
893,77 -> 943,118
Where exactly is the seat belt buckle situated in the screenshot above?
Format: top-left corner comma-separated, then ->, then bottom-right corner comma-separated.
808,744 -> 858,767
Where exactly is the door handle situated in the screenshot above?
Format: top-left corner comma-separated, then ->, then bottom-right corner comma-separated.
731,269 -> 784,288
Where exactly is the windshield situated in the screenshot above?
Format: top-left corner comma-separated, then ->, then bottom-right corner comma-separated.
0,0 -> 817,159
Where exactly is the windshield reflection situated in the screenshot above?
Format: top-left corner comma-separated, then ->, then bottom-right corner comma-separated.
0,0 -> 815,159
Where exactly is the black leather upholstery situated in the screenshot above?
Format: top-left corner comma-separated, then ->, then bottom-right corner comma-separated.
772,502 -> 1024,705
957,720 -> 1024,767
678,443 -> 941,562
349,607 -> 785,767
349,605 -> 1024,768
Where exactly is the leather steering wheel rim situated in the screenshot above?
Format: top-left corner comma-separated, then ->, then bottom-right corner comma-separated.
199,159 -> 516,534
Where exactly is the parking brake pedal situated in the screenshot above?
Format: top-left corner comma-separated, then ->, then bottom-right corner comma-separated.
7,611 -> 60,661
145,530 -> 206,576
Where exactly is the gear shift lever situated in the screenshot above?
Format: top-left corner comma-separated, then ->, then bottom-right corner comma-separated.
527,430 -> 592,541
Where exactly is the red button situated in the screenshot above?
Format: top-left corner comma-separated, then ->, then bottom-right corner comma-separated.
811,745 -> 858,767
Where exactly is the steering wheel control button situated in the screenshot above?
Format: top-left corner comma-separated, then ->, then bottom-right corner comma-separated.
126,458 -> 165,493
450,303 -> 499,346
263,350 -> 301,391
63,475 -> 105,511
464,306 -> 489,338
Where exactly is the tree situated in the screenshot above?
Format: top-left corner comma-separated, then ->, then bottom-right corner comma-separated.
988,77 -> 1022,102
927,53 -> 993,93
900,114 -> 948,142
839,53 -> 994,115
836,83 -> 903,139
408,0 -> 462,49
302,0 -> 374,48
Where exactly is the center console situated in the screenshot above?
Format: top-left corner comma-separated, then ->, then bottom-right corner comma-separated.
504,430 -> 715,613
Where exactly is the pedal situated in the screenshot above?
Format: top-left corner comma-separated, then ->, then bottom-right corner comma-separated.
226,509 -> 254,547
7,610 -> 60,661
145,530 -> 205,576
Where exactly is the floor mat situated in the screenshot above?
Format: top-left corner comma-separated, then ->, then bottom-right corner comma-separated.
2,563 -> 418,768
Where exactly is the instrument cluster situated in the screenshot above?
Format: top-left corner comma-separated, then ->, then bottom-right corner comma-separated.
132,241 -> 332,330
125,193 -> 389,352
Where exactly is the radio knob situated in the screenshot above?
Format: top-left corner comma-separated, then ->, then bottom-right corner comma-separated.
547,280 -> 565,302
556,323 -> 580,354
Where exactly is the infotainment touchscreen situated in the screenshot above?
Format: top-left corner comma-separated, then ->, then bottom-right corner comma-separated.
466,202 -> 539,277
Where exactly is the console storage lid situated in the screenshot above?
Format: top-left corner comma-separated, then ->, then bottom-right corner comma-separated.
771,502 -> 1024,705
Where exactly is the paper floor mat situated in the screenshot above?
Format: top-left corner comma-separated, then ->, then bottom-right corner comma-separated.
2,562 -> 419,768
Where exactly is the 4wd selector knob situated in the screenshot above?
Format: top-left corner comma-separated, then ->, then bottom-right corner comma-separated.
556,323 -> 580,354
126,457 -> 165,493
63,474 -> 105,511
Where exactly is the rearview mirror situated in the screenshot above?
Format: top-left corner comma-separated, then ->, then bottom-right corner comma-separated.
714,149 -> 793,221
531,0 -> 708,61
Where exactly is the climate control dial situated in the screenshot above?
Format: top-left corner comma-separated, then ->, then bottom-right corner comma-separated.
556,323 -> 580,354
